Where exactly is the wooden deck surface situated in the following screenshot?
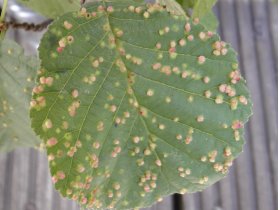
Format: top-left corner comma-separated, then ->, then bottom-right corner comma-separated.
0,0 -> 278,210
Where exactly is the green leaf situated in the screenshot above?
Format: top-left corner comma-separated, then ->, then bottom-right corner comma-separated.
30,1 -> 252,209
199,10 -> 218,32
156,0 -> 187,16
17,0 -> 81,18
192,0 -> 217,19
0,39 -> 41,152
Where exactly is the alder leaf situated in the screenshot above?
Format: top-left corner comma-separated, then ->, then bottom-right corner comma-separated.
30,1 -> 252,209
0,39 -> 41,152
17,0 -> 81,18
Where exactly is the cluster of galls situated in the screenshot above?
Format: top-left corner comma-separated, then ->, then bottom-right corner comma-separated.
175,128 -> 194,145
138,170 -> 158,196
57,35 -> 74,53
30,70 -> 54,110
212,41 -> 228,56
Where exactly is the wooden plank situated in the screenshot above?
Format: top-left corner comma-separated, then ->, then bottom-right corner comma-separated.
234,1 -> 276,210
154,196 -> 173,210
2,152 -> 14,210
200,185 -> 220,210
236,132 -> 258,210
250,0 -> 278,203
25,149 -> 39,209
60,194 -> 75,210
8,148 -> 30,210
0,153 -> 7,210
217,170 -> 239,210
182,193 -> 201,210
51,184 -> 78,210
142,196 -> 173,210
66,199 -> 76,210
72,202 -> 81,210
51,189 -> 64,210
35,150 -> 53,210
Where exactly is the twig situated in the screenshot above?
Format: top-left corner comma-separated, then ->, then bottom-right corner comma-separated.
0,19 -> 52,32
0,0 -> 8,22
0,0 -> 9,39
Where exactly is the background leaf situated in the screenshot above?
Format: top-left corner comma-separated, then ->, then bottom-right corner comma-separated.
175,0 -> 218,31
176,0 -> 195,10
17,0 -> 145,18
31,1 -> 252,209
0,38 -> 41,152
17,0 -> 81,18
192,0 -> 217,19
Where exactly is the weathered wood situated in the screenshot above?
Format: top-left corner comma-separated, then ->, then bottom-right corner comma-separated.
234,1 -> 276,210
236,133 -> 258,210
142,196 -> 173,210
9,149 -> 30,210
35,151 -> 53,210
0,153 -> 7,210
2,152 -> 14,210
218,170 -> 239,210
182,193 -> 201,210
200,185 -> 220,210
153,196 -> 173,210
26,149 -> 39,210
250,0 -> 278,204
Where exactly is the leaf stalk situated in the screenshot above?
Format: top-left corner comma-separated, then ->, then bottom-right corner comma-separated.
0,0 -> 8,40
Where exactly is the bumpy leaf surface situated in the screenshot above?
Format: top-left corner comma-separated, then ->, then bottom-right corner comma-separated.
0,39 -> 41,152
31,1 -> 252,209
18,0 -> 81,18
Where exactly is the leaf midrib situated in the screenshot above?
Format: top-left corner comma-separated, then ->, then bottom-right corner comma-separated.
100,2 -> 181,200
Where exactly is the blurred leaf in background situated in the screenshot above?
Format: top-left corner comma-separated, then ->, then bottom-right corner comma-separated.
17,0 -> 81,18
0,38 -> 41,152
175,0 -> 218,31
